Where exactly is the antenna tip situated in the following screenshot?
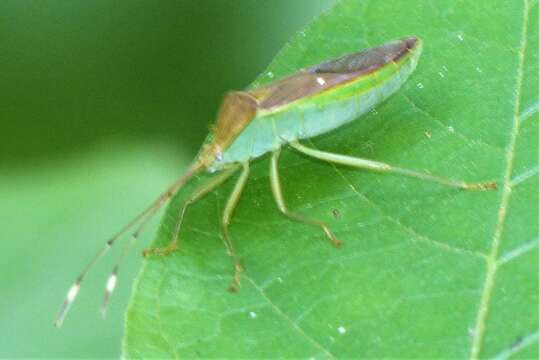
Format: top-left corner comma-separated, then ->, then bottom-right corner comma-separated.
100,305 -> 108,319
54,283 -> 81,328
106,273 -> 118,293
101,273 -> 118,317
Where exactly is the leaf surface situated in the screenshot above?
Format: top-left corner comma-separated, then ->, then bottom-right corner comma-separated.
124,0 -> 539,357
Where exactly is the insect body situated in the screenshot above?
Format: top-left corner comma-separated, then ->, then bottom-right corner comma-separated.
55,37 -> 496,327
204,37 -> 422,170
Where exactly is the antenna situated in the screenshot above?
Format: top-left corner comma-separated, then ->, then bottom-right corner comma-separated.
54,162 -> 203,327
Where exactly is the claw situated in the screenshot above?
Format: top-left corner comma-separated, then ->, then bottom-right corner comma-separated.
463,181 -> 497,191
142,243 -> 178,257
228,263 -> 243,292
332,238 -> 343,248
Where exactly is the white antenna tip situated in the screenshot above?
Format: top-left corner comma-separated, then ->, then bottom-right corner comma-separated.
67,283 -> 81,302
101,273 -> 118,317
54,283 -> 81,328
106,274 -> 117,293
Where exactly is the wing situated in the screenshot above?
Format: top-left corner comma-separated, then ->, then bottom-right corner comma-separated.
210,91 -> 258,153
250,37 -> 418,110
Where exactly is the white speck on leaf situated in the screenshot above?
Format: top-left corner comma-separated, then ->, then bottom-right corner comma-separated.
438,71 -> 445,78
448,126 -> 455,133
267,71 -> 274,78
475,66 -> 483,73
338,326 -> 346,335
249,311 -> 257,319
417,82 -> 424,89
457,33 -> 464,41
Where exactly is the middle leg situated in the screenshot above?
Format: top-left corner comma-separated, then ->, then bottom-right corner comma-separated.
221,162 -> 250,292
270,149 -> 341,247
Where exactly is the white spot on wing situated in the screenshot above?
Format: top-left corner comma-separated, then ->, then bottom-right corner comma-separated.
316,77 -> 326,85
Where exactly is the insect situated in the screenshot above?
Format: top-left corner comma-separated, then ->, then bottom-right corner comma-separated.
55,37 -> 496,327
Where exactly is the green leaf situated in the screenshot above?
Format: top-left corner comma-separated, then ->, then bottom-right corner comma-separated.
124,0 -> 538,358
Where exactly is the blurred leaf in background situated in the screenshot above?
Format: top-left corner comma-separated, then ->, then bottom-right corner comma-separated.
125,0 -> 538,358
0,0 -> 333,357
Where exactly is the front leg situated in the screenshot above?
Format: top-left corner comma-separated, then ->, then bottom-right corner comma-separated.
143,165 -> 240,257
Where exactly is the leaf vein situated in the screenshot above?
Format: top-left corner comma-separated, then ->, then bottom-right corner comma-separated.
156,274 -> 180,359
490,328 -> 539,360
469,1 -> 530,358
520,99 -> 539,123
497,236 -> 539,266
244,276 -> 337,359
319,154 -> 487,259
401,93 -> 503,152
511,165 -> 539,187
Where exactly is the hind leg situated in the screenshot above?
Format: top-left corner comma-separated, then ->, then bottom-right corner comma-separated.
289,141 -> 496,191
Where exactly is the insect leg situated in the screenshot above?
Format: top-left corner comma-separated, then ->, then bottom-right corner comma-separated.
221,162 -> 250,292
289,141 -> 497,191
102,166 -> 232,316
270,149 -> 342,247
142,164 -> 240,257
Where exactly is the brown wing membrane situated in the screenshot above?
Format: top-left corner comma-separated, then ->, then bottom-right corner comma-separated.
250,71 -> 359,109
251,37 -> 417,110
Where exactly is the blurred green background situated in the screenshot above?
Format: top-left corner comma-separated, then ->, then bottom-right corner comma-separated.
0,1 -> 333,357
